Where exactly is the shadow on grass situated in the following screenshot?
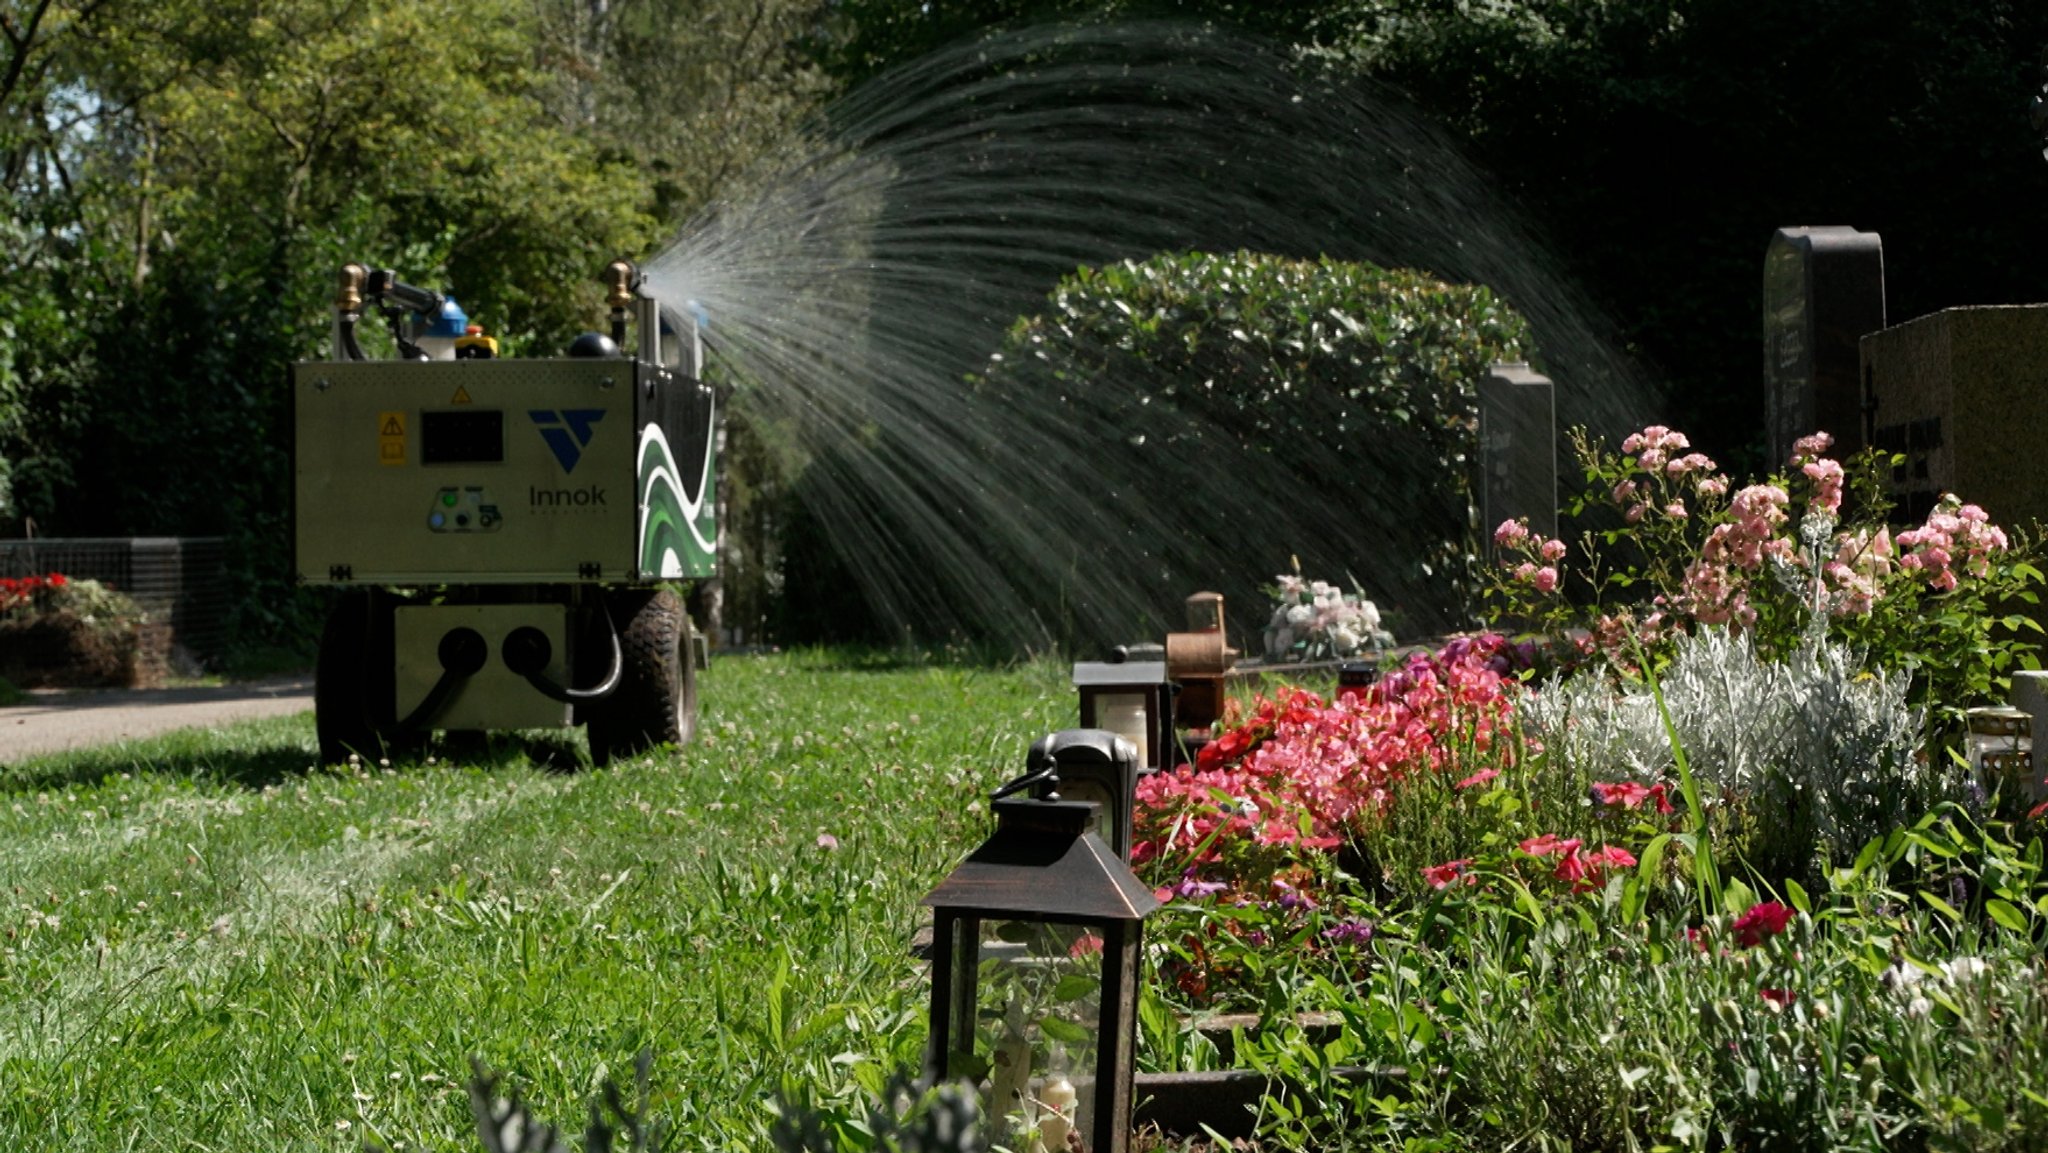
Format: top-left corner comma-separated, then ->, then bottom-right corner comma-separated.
2,727 -> 595,795
1,733 -> 324,794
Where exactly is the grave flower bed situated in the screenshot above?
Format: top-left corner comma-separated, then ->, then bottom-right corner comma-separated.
0,571 -> 160,688
1117,426 -> 2048,1149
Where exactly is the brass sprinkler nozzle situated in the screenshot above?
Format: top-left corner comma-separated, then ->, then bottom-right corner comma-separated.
603,260 -> 635,310
337,263 -> 366,314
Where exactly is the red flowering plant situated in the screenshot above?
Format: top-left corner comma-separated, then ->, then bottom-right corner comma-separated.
0,572 -> 69,617
1490,425 -> 2043,728
1132,635 -> 1527,891
0,572 -> 150,688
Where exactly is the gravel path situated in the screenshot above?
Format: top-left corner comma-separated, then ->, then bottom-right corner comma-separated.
0,675 -> 314,765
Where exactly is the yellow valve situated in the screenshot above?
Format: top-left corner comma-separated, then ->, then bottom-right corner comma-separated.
454,323 -> 499,359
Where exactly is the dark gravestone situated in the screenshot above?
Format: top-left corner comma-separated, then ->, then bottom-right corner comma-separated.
1762,226 -> 1886,465
1478,362 -> 1557,545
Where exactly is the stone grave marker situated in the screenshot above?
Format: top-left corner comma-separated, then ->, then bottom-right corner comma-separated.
1478,361 -> 1556,545
1859,305 -> 2048,527
1762,226 -> 1886,464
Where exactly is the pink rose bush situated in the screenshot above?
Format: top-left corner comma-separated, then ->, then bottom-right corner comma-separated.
1490,425 -> 2040,720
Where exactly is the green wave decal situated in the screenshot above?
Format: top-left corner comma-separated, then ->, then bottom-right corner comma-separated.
638,421 -> 717,578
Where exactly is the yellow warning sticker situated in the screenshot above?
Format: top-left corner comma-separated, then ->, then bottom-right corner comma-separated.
379,410 -> 406,466
450,386 -> 472,405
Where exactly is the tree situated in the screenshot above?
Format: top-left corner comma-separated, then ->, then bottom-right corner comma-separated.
1318,0 -> 2048,467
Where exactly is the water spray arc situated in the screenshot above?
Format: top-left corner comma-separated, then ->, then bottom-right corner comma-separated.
647,22 -> 1655,651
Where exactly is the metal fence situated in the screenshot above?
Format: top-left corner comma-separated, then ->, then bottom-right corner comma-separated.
0,537 -> 230,664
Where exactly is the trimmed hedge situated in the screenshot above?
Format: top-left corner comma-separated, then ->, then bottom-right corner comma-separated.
974,250 -> 1531,633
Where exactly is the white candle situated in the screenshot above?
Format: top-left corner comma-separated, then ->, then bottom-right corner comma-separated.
1039,1076 -> 1076,1150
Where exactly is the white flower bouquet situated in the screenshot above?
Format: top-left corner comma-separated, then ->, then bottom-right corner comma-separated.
1263,564 -> 1394,662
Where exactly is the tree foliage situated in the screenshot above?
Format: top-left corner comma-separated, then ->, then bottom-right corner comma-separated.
0,0 -> 823,646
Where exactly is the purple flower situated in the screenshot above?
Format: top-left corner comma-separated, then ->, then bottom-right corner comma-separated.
1271,880 -> 1318,912
1320,919 -> 1376,947
1171,870 -> 1227,899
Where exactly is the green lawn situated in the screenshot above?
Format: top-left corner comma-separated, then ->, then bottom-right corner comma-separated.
0,652 -> 1072,1150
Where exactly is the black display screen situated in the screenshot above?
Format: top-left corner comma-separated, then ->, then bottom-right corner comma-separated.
421,409 -> 504,464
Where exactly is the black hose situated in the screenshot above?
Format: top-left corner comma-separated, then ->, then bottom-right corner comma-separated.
397,667 -> 463,730
516,604 -> 624,704
339,314 -> 367,362
397,626 -> 488,730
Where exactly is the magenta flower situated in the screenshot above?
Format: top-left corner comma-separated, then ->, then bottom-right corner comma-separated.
1732,901 -> 1795,948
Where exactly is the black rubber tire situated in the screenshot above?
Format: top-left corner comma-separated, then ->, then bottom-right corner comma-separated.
315,590 -> 401,765
585,587 -> 697,765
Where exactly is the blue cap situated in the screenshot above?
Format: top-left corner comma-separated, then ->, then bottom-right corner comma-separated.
421,297 -> 469,338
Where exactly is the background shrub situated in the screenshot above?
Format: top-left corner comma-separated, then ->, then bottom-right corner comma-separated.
970,250 -> 1531,636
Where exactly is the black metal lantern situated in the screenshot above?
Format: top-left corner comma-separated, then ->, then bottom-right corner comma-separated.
1024,728 -> 1141,861
1072,660 -> 1173,774
923,792 -> 1160,1153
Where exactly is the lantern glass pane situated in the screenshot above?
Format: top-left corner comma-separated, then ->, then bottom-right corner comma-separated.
958,919 -> 1105,1152
1091,691 -> 1150,769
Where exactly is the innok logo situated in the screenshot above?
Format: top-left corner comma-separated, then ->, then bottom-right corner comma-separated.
529,409 -> 606,473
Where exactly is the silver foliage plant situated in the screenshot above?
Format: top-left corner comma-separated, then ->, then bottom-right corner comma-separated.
1520,627 -> 1966,872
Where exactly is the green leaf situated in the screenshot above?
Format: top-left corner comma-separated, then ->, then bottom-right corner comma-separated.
1051,974 -> 1100,1003
1919,890 -> 1964,922
1037,1014 -> 1092,1045
1986,897 -> 2029,933
1783,879 -> 1810,916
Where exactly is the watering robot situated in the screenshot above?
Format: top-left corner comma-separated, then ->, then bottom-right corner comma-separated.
293,261 -> 718,765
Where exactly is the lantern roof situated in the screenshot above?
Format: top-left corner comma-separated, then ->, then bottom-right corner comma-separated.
922,798 -> 1161,923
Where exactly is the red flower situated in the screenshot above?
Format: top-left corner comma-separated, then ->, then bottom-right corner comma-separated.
1518,833 -> 1582,859
1068,933 -> 1103,958
1684,926 -> 1710,952
1590,845 -> 1637,871
47,572 -> 66,588
1591,780 -> 1652,808
1553,847 -> 1594,888
1456,768 -> 1500,790
1421,859 -> 1474,889
1590,780 -> 1677,814
1732,901 -> 1795,948
1759,987 -> 1797,1009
